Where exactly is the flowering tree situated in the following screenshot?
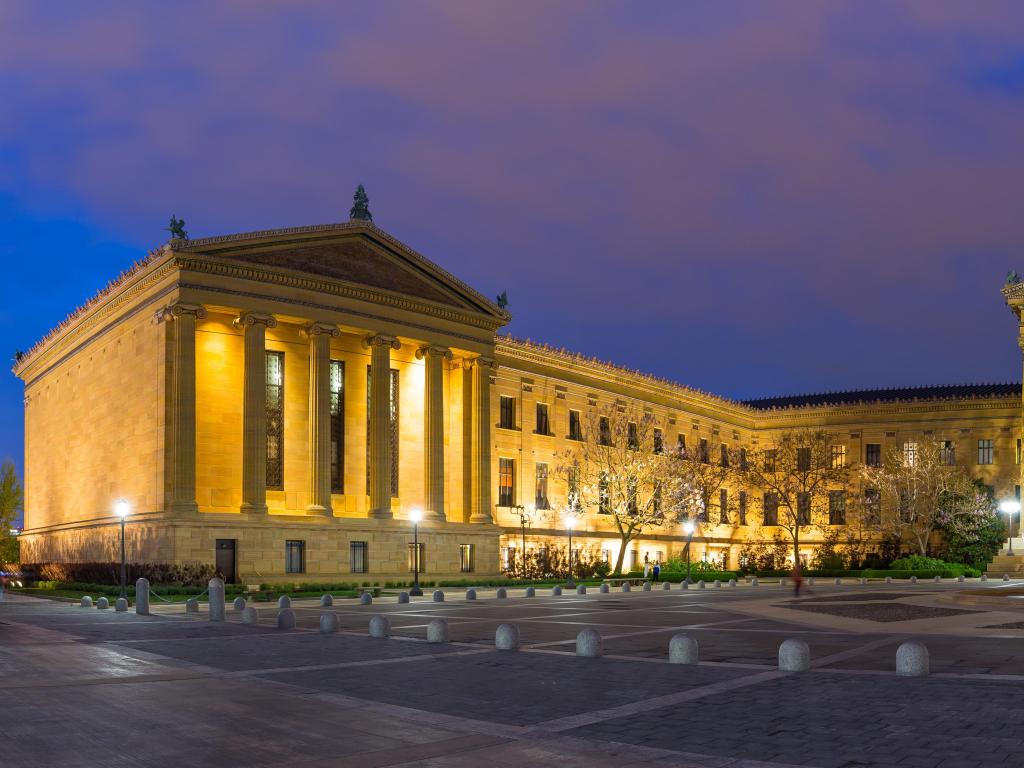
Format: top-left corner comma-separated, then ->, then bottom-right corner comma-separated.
555,406 -> 675,575
666,434 -> 742,525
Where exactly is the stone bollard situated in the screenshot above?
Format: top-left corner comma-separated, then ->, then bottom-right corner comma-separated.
643,581 -> 652,592
524,587 -> 535,598
552,586 -> 562,596
135,578 -> 150,615
778,639 -> 811,672
697,580 -> 705,589
185,598 -> 199,613
668,634 -> 699,664
859,578 -> 867,585
599,583 -> 609,594
715,580 -> 722,588
241,607 -> 258,625
885,576 -> 892,584
681,581 -> 689,590
233,596 -> 247,612
910,576 -> 918,584
621,583 -> 631,593
427,618 -> 449,643
1004,573 -> 1011,582
728,579 -> 737,587
577,584 -> 587,595
360,593 -> 373,605
319,613 -> 339,634
957,575 -> 965,583
96,597 -> 109,609
397,591 -> 410,603
981,574 -> 988,582
81,595 -> 93,608
934,575 -> 942,583
466,589 -> 477,601
495,623 -> 520,651
278,595 -> 291,609
115,597 -> 128,612
576,628 -> 602,657
320,594 -> 333,607
751,577 -> 759,587
432,590 -> 445,603
369,615 -> 391,638
496,587 -> 508,599
277,608 -> 296,629
208,578 -> 226,622
663,581 -> 672,590
780,578 -> 787,587
834,578 -> 842,585
807,578 -> 815,587
896,641 -> 929,677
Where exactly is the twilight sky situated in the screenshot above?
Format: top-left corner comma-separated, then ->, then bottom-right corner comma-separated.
2,1 -> 1024,485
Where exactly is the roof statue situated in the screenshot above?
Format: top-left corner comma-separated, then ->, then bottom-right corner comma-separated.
350,184 -> 372,221
496,290 -> 509,310
165,215 -> 188,240
1006,270 -> 1020,286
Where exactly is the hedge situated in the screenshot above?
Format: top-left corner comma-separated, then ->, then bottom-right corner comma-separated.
626,569 -> 739,583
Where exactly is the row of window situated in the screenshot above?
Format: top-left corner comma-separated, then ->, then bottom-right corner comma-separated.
502,546 -> 665,571
284,540 -> 476,574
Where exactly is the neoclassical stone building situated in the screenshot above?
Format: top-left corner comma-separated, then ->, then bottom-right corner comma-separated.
13,217 -> 1024,581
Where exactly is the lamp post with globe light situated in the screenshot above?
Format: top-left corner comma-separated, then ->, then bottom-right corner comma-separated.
114,500 -> 130,600
409,508 -> 423,596
682,520 -> 696,583
999,499 -> 1020,555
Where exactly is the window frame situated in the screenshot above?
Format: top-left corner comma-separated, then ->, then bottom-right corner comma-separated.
285,539 -> 305,574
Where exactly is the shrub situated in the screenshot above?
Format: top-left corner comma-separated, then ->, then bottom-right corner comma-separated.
23,561 -> 216,586
889,555 -> 948,571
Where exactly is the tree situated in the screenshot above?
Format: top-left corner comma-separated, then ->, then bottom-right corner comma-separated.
937,479 -> 1005,568
740,429 -> 849,570
556,407 -> 674,575
0,461 -> 23,565
665,434 -> 740,525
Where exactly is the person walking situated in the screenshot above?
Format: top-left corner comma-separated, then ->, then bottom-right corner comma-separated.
652,562 -> 661,582
792,561 -> 804,597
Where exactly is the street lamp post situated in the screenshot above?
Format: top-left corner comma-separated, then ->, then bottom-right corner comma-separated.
114,500 -> 130,600
999,499 -> 1020,555
409,508 -> 423,596
565,515 -> 576,588
513,504 -> 534,578
682,520 -> 696,584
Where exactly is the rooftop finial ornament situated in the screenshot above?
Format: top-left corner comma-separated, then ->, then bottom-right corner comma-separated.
165,215 -> 188,240
1006,270 -> 1020,286
350,184 -> 372,222
496,290 -> 509,310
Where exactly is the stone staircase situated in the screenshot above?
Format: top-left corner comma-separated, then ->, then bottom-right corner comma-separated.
985,539 -> 1024,576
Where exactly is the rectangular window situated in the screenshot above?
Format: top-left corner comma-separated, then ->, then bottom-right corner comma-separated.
459,544 -> 474,573
266,351 -> 284,490
568,409 -> 583,441
627,475 -> 638,514
601,548 -> 612,565
677,434 -> 686,453
330,360 -> 345,493
866,443 -> 881,468
598,473 -> 610,514
699,438 -> 709,463
828,491 -> 846,525
629,549 -> 639,570
349,541 -> 368,573
830,445 -> 846,469
365,367 -> 399,495
763,493 -> 778,526
719,488 -> 729,524
285,539 -> 305,574
797,492 -> 811,525
627,422 -> 639,450
978,439 -> 994,465
567,463 -> 581,505
720,444 -> 730,468
599,416 -> 612,446
738,490 -> 748,525
535,463 -> 550,509
739,447 -> 748,471
535,402 -> 551,435
498,458 -> 515,507
499,395 -> 516,429
942,440 -> 956,466
796,447 -> 811,472
903,442 -> 918,467
408,542 -> 425,573
764,449 -> 777,472
1017,439 -> 1022,465
653,428 -> 664,454
865,488 -> 881,524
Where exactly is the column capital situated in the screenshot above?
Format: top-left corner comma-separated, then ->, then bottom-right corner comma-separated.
472,355 -> 498,372
233,312 -> 278,330
154,302 -> 207,324
303,322 -> 341,339
415,345 -> 453,361
362,334 -> 401,351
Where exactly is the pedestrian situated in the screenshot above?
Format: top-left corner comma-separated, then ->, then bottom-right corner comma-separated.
792,561 -> 804,597
652,562 -> 661,582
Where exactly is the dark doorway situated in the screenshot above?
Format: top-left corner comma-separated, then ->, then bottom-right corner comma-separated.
215,539 -> 236,584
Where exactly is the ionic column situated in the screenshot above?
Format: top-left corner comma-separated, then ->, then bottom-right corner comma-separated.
305,322 -> 340,515
364,334 -> 401,519
156,302 -> 206,515
416,345 -> 452,521
471,356 -> 496,524
235,312 -> 277,514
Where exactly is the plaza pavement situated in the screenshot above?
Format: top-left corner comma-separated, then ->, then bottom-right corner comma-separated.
3,579 -> 1024,767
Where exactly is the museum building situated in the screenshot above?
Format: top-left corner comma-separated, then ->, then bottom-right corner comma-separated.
13,215 -> 1024,582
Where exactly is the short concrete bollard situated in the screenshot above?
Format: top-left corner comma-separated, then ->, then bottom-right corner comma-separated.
643,581 -> 652,592
277,608 -> 296,630
697,580 -> 705,589
681,581 -> 689,590
278,595 -> 291,609
320,594 -> 333,607
668,634 -> 699,664
859,578 -> 867,585
751,577 -> 759,586
981,574 -> 988,582
551,586 -> 562,596
957,575 -> 965,583
884,576 -> 892,584
135,578 -> 150,615
1004,573 -> 1011,582
728,579 -> 737,587
360,593 -> 373,605
369,615 -> 391,638
427,618 -> 449,643
208,577 -> 226,622
577,584 -> 587,595
495,623 -> 520,651
621,583 -> 631,593
466,588 -> 477,601
663,581 -> 672,590
96,597 -> 109,609
241,606 -> 258,625
319,613 -> 339,634
780,578 -> 786,587
576,628 -> 603,657
432,590 -> 445,603
115,597 -> 128,612
524,587 -> 535,597
185,598 -> 199,613
807,578 -> 815,587
934,575 -> 942,583
896,641 -> 929,677
81,595 -> 93,608
397,591 -> 410,603
910,576 -> 918,584
834,578 -> 842,585
715,580 -> 722,588
496,587 -> 508,599
599,583 -> 609,594
778,638 -> 811,672
233,596 -> 247,612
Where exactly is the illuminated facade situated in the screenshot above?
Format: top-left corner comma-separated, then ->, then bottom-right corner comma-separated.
13,219 -> 1024,581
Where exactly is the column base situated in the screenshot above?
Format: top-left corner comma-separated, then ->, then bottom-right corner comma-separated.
167,501 -> 199,516
469,514 -> 493,524
368,509 -> 394,520
305,505 -> 333,517
240,503 -> 268,515
423,510 -> 447,523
